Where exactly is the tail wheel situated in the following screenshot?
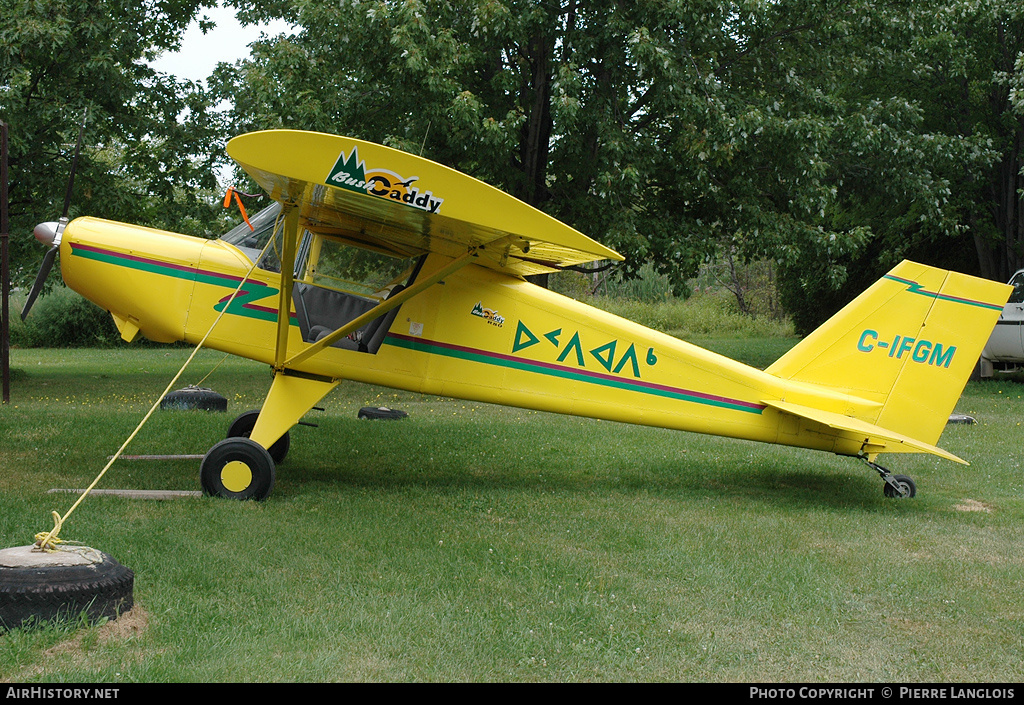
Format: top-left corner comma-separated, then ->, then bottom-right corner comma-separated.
227,410 -> 290,464
201,438 -> 276,501
863,458 -> 918,500
883,474 -> 917,499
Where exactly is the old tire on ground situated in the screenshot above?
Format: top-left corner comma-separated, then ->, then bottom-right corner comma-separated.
160,386 -> 227,412
358,406 -> 408,420
0,546 -> 134,631
201,437 -> 276,501
226,410 -> 290,464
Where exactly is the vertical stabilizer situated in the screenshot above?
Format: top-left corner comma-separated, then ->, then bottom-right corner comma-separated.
766,261 -> 1010,448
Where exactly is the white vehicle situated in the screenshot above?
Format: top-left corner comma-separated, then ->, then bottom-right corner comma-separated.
979,269 -> 1024,377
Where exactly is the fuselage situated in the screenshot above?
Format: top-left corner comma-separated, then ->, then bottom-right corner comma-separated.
60,215 -> 885,458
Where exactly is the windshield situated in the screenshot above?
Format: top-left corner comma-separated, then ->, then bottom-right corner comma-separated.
220,201 -> 421,289
221,201 -> 313,275
220,201 -> 283,263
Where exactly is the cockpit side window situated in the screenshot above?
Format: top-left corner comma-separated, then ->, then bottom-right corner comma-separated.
293,233 -> 424,353
222,202 -> 424,353
301,234 -> 417,299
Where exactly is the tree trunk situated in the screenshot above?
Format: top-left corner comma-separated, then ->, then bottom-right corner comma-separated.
977,117 -> 1024,283
521,30 -> 555,288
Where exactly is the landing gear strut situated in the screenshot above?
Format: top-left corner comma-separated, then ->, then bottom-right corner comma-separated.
227,409 -> 290,464
861,457 -> 917,498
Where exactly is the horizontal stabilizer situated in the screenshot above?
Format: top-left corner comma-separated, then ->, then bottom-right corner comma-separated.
762,399 -> 968,465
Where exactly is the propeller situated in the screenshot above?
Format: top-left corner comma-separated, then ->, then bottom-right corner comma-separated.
21,113 -> 86,320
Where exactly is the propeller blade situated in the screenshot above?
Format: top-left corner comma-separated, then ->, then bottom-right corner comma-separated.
20,245 -> 58,320
21,111 -> 87,321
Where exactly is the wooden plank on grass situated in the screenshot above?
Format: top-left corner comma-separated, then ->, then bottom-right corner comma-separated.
48,489 -> 202,500
107,454 -> 204,461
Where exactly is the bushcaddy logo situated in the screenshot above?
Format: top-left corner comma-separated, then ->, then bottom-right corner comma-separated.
327,146 -> 444,214
471,302 -> 505,327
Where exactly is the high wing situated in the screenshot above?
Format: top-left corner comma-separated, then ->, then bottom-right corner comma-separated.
226,130 -> 623,278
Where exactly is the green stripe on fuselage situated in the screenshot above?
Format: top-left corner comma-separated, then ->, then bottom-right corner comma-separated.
384,335 -> 763,415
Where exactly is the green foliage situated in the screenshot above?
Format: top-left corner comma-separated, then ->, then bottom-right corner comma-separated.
597,263 -> 677,304
2,0 -> 1020,349
213,0 -> 1023,329
550,263 -> 680,303
775,227 -> 874,335
551,259 -> 793,340
591,288 -> 794,341
698,257 -> 788,321
0,0 -> 230,291
11,288 -> 121,348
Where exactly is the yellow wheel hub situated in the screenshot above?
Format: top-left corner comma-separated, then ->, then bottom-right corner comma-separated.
221,460 -> 253,493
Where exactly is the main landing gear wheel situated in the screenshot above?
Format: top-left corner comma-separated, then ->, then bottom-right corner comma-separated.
883,474 -> 917,499
227,410 -> 290,464
201,437 -> 276,501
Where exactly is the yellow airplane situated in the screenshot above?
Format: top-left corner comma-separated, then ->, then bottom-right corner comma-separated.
21,129 -> 1012,501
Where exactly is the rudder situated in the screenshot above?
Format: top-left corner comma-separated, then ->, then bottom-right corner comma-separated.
766,261 -> 1010,448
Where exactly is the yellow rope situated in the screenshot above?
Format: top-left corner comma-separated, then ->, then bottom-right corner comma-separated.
194,353 -> 230,388
34,219 -> 283,552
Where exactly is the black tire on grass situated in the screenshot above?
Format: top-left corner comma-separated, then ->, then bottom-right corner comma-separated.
0,550 -> 134,630
160,386 -> 227,412
883,474 -> 917,499
358,406 -> 408,420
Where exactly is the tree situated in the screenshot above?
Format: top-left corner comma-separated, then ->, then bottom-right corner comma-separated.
925,0 -> 1024,284
216,0 -> 838,291
763,0 -> 1024,330
216,0 -> 1022,330
0,0 -> 230,289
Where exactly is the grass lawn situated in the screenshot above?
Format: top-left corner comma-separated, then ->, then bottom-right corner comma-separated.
1,345 -> 1022,682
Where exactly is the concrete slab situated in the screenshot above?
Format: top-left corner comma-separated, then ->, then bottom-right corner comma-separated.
0,545 -> 104,568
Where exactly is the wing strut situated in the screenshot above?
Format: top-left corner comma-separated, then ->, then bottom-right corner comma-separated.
274,204 -> 301,369
283,247 -> 481,368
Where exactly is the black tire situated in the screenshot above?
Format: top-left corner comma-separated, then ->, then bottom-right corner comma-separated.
201,437 -> 276,501
160,386 -> 227,412
226,410 -> 290,464
0,547 -> 134,631
883,474 -> 917,499
358,406 -> 409,420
